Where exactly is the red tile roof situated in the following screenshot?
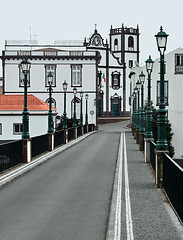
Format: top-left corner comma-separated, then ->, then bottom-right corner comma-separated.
0,94 -> 56,111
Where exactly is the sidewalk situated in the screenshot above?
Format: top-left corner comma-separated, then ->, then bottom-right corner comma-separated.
107,129 -> 183,240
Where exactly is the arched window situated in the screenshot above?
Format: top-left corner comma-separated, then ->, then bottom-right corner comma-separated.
128,36 -> 134,50
114,38 -> 118,51
45,98 -> 56,108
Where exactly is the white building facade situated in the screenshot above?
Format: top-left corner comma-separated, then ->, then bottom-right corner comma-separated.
1,43 -> 100,126
131,47 -> 183,159
84,24 -> 140,117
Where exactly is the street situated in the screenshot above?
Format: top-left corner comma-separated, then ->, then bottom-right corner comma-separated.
0,123 -> 125,240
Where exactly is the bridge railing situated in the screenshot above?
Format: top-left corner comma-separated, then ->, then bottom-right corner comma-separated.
0,124 -> 95,173
77,126 -> 82,138
163,153 -> 183,223
83,125 -> 88,134
31,133 -> 49,158
54,130 -> 64,148
88,124 -> 95,132
0,140 -> 22,173
68,128 -> 75,141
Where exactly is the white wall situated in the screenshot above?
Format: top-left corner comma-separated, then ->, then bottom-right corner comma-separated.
3,50 -> 97,125
0,113 -> 52,140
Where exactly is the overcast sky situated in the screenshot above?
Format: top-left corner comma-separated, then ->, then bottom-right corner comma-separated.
0,0 -> 182,72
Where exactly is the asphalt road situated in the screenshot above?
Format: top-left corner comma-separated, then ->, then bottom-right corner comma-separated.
0,123 -> 125,240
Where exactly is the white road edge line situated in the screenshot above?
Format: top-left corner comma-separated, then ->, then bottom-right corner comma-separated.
124,132 -> 134,240
114,132 -> 123,240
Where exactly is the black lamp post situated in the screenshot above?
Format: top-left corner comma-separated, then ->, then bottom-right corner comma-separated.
139,71 -> 145,134
145,55 -> 154,139
136,80 -> 141,132
155,26 -> 169,151
73,87 -> 77,127
134,86 -> 138,130
85,94 -> 89,125
80,91 -> 83,126
21,59 -> 31,139
62,81 -> 68,130
47,71 -> 54,133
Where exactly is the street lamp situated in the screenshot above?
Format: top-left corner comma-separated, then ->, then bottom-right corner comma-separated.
21,59 -> 31,139
73,87 -> 77,127
131,91 -> 136,133
136,80 -> 141,132
47,71 -> 54,133
85,94 -> 89,125
145,55 -> 154,139
62,81 -> 68,129
134,86 -> 138,130
80,91 -> 83,126
139,71 -> 145,134
155,26 -> 169,150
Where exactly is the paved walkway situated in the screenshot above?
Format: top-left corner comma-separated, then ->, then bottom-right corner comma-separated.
105,124 -> 183,240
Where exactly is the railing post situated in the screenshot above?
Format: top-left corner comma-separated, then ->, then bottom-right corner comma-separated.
22,139 -> 31,163
49,133 -> 54,151
81,125 -> 84,136
139,133 -> 144,151
155,150 -> 169,188
64,129 -> 68,144
145,138 -> 153,163
74,127 -> 77,139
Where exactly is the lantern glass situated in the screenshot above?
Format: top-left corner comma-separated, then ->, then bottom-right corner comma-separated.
80,91 -> 83,98
63,81 -> 68,91
139,71 -> 145,84
73,87 -> 77,95
155,26 -> 168,54
47,71 -> 53,85
20,59 -> 31,72
85,94 -> 89,100
146,55 -> 154,74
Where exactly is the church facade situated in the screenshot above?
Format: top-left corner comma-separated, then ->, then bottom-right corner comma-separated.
84,24 -> 140,117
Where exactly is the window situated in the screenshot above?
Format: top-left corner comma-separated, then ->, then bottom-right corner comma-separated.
71,65 -> 82,87
45,65 -> 56,87
19,67 -> 30,87
129,60 -> 133,68
128,36 -> 134,50
45,98 -> 56,108
0,123 -> 2,135
175,54 -> 183,74
111,71 -> 120,90
13,123 -> 23,135
114,38 -> 118,51
157,81 -> 168,106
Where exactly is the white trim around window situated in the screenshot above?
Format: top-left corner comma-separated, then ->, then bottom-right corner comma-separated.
13,123 -> 23,135
71,65 -> 82,87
